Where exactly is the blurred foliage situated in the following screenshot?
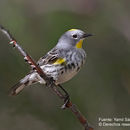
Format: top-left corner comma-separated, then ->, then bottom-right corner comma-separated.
0,0 -> 130,130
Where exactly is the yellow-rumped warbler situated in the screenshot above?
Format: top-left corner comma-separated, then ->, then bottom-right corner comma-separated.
10,29 -> 93,96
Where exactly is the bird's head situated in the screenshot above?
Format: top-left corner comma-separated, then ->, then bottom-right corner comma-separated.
56,29 -> 93,49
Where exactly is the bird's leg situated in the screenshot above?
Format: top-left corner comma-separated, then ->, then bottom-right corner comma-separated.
45,76 -> 70,109
45,77 -> 55,88
58,84 -> 70,109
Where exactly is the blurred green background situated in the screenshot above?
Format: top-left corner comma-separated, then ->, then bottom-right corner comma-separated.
0,0 -> 130,130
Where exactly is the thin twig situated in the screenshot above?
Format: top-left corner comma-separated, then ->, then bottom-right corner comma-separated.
0,25 -> 93,130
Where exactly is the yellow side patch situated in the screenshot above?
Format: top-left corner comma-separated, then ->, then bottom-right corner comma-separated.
53,58 -> 66,65
76,40 -> 83,48
68,29 -> 77,31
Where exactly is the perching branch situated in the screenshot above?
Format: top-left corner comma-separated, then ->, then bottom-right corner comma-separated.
0,25 -> 93,130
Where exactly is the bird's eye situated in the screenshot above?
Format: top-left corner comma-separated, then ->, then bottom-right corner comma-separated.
72,34 -> 77,39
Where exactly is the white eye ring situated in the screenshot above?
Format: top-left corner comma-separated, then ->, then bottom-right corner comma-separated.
72,34 -> 78,39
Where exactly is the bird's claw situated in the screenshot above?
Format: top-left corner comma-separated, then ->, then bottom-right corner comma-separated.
45,77 -> 55,87
61,95 -> 70,109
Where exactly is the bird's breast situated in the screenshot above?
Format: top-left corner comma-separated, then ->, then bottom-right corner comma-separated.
41,49 -> 86,84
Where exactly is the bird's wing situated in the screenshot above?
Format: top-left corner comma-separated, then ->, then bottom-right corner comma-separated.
37,48 -> 66,66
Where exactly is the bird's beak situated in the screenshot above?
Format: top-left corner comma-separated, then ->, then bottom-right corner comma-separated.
82,33 -> 94,38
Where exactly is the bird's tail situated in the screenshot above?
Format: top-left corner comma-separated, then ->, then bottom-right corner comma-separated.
9,74 -> 32,96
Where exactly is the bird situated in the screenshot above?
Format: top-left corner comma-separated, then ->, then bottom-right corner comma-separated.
10,29 -> 93,96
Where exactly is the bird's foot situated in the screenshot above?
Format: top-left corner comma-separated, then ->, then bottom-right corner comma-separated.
61,95 -> 70,109
45,77 -> 55,88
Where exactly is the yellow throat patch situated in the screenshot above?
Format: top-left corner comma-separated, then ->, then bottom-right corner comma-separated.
53,58 -> 66,65
76,40 -> 83,48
